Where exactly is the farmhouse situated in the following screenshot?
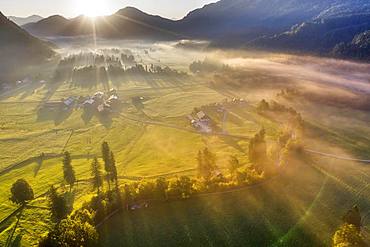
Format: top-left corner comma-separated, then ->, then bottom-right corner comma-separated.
83,98 -> 95,106
197,111 -> 207,120
97,104 -> 105,113
189,111 -> 212,133
93,91 -> 105,99
63,97 -> 75,108
108,88 -> 117,96
97,103 -> 112,113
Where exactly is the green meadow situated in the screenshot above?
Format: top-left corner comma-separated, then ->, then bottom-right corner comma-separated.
1,54 -> 370,246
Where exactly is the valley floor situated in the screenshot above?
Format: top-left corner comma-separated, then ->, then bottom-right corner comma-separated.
0,49 -> 369,246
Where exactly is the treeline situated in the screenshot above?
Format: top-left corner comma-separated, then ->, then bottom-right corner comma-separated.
38,132 -> 293,246
189,58 -> 230,74
69,64 -> 187,87
257,99 -> 304,130
52,52 -> 187,86
53,52 -> 124,83
7,108 -> 303,246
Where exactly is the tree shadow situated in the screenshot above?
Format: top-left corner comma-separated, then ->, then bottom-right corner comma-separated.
10,234 -> 22,247
64,191 -> 75,214
81,109 -> 94,125
33,156 -> 44,177
19,83 -> 44,100
219,136 -> 246,153
97,113 -> 113,129
37,107 -> 74,126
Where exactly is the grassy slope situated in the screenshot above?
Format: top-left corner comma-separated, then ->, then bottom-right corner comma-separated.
0,80 -> 269,246
99,154 -> 370,247
1,71 -> 369,246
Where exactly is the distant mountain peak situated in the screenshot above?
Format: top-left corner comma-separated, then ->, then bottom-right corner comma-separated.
41,15 -> 68,22
7,14 -> 44,26
116,6 -> 144,15
0,11 -> 54,81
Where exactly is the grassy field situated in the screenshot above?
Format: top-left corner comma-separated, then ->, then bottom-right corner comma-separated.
99,155 -> 370,247
1,50 -> 369,246
0,76 -> 274,246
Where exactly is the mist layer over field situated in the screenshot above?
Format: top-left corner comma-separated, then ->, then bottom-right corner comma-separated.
0,38 -> 369,246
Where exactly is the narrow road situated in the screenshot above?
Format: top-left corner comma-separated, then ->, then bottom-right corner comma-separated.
120,113 -> 251,140
305,149 -> 370,164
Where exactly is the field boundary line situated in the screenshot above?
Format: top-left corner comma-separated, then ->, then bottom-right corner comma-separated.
120,113 -> 251,140
305,149 -> 370,163
61,129 -> 74,152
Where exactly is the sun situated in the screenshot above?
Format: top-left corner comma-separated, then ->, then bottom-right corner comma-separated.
75,0 -> 110,17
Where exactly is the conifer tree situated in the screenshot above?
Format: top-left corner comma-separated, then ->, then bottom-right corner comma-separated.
62,151 -> 76,191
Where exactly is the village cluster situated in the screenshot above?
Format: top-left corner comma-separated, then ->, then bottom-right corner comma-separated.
40,89 -> 122,115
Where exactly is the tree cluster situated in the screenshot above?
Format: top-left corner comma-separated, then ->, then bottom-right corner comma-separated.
197,148 -> 218,180
39,210 -> 98,247
332,206 -> 366,247
249,129 -> 267,167
101,142 -> 118,192
189,58 -> 229,74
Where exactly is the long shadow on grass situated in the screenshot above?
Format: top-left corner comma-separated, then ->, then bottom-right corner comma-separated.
33,156 -> 44,177
219,136 -> 246,154
99,159 -> 328,247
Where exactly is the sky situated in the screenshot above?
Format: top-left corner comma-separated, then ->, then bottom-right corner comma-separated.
1,0 -> 217,19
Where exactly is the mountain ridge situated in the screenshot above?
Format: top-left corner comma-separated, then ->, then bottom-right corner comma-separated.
8,14 -> 43,26
20,1 -> 370,61
0,12 -> 55,82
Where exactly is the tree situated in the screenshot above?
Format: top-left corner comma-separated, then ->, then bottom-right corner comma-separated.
257,99 -> 269,112
101,142 -> 112,190
137,181 -> 155,201
62,151 -> 76,191
109,151 -> 118,192
91,157 -> 103,195
333,223 -> 366,247
10,179 -> 34,205
155,177 -> 168,200
197,148 -> 217,180
39,210 -> 98,247
48,186 -> 69,221
178,176 -> 193,198
228,156 -> 240,177
249,128 -> 267,166
167,176 -> 193,199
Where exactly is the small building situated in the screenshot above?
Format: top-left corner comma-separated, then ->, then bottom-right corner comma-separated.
62,97 -> 75,110
83,98 -> 95,109
109,88 -> 117,96
83,98 -> 95,105
107,94 -> 118,102
197,111 -> 207,120
93,91 -> 105,99
97,103 -> 112,113
97,104 -> 105,113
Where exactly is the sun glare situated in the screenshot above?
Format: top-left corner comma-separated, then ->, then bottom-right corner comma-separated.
75,0 -> 110,17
